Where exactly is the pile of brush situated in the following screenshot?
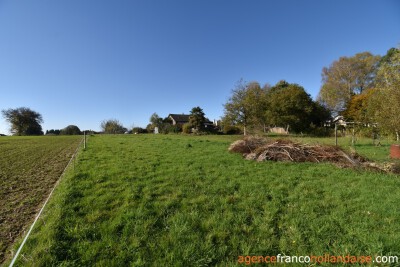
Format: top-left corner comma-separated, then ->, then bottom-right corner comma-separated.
229,136 -> 367,168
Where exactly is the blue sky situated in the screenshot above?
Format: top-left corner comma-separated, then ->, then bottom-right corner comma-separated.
0,0 -> 399,133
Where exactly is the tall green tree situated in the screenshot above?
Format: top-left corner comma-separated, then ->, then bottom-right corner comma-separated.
341,89 -> 376,123
318,52 -> 381,113
149,113 -> 163,127
189,106 -> 206,131
148,112 -> 163,132
379,47 -> 399,66
369,48 -> 400,140
222,79 -> 269,135
245,82 -> 270,131
224,79 -> 330,135
266,81 -> 329,133
223,79 -> 249,135
1,107 -> 44,135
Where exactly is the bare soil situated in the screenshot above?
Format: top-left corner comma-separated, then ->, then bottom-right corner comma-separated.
0,136 -> 81,264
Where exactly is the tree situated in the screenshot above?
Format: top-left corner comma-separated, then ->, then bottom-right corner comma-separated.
369,49 -> 400,140
100,119 -> 127,134
146,112 -> 163,133
1,107 -> 44,135
189,106 -> 206,131
318,52 -> 381,113
182,123 -> 192,134
222,79 -> 269,135
223,79 -> 249,135
341,89 -> 376,123
265,81 -> 329,133
60,125 -> 82,135
149,113 -> 163,129
379,47 -> 399,66
245,82 -> 270,131
148,113 -> 180,134
146,123 -> 153,133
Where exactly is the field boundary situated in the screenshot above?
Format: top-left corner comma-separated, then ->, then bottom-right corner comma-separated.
8,136 -> 84,267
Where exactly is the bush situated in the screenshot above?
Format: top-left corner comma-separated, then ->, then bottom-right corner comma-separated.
162,124 -> 181,134
223,125 -> 242,135
146,123 -> 155,133
60,125 -> 81,135
203,125 -> 219,134
182,123 -> 192,134
46,129 -> 61,135
132,127 -> 147,134
308,125 -> 333,137
100,119 -> 127,134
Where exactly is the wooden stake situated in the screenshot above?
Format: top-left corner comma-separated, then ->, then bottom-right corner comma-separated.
335,123 -> 338,146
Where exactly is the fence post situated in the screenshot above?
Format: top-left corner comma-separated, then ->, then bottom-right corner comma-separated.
335,123 -> 338,146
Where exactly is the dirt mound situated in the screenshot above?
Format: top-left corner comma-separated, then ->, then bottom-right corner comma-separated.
229,137 -> 368,168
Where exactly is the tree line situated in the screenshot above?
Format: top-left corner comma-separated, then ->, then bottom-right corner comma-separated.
1,107 -> 83,136
222,80 -> 330,135
46,125 -> 82,135
2,47 -> 398,137
99,106 -> 214,134
317,47 -> 400,139
2,107 -> 44,135
222,47 -> 400,138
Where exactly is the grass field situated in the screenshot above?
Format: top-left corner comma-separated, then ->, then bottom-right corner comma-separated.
6,134 -> 399,266
0,136 -> 82,264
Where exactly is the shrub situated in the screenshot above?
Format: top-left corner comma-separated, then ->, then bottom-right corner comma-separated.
60,125 -> 81,135
203,125 -> 218,134
308,125 -> 333,137
132,127 -> 147,134
100,119 -> 127,134
162,124 -> 181,134
182,123 -> 192,134
46,129 -> 61,135
223,125 -> 242,135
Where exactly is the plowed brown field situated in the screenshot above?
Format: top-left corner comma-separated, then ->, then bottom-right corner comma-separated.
0,136 -> 82,264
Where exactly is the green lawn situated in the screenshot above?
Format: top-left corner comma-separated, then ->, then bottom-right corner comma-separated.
7,134 -> 400,266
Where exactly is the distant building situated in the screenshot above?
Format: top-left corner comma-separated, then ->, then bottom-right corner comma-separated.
324,116 -> 346,127
168,114 -> 191,125
168,113 -> 216,129
203,120 -> 215,129
332,116 -> 347,126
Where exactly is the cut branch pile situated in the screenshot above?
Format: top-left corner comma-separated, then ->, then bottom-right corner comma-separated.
229,137 -> 367,168
228,136 -> 269,154
229,137 -> 400,174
